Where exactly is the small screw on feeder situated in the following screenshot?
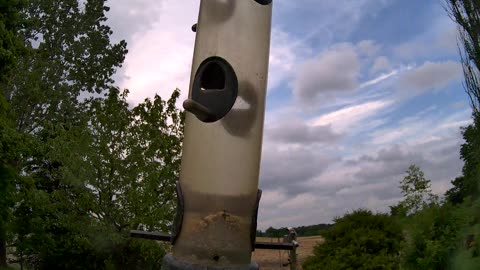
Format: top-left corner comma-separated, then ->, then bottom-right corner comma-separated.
162,0 -> 273,269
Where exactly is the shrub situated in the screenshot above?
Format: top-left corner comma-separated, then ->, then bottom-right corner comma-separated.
303,209 -> 403,270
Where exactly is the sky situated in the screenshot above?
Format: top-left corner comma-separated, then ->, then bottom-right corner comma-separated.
105,0 -> 473,229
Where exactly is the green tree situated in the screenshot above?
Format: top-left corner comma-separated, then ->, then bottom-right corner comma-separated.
303,209 -> 403,270
0,0 -> 185,268
446,117 -> 480,204
264,227 -> 287,238
0,0 -> 141,268
83,87 -> 184,231
11,88 -> 184,269
446,0 -> 480,114
449,199 -> 480,270
445,0 -> 480,204
80,88 -> 184,268
3,0 -> 127,135
0,0 -> 24,80
391,165 -> 437,217
0,0 -> 26,266
399,200 -> 480,270
11,118 -> 104,269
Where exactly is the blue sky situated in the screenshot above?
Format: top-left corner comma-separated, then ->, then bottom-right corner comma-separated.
106,0 -> 472,229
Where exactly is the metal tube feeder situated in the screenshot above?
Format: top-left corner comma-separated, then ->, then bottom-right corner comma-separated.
162,0 -> 273,269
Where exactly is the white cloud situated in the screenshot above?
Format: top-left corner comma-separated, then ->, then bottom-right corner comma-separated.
452,101 -> 466,109
259,143 -> 336,193
122,29 -> 194,104
111,1 -> 308,105
309,100 -> 393,133
398,61 -> 462,96
357,40 -> 381,57
115,0 -> 198,105
279,193 -> 318,210
370,56 -> 392,75
294,43 -> 360,104
256,91 -> 469,228
260,189 -> 287,208
305,164 -> 360,191
436,26 -> 458,52
265,113 -> 342,145
393,16 -> 459,61
107,0 -> 163,44
268,29 -> 310,92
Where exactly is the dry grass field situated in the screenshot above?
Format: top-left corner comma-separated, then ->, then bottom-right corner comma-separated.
252,236 -> 324,270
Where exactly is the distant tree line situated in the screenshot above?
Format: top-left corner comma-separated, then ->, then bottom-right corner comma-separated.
256,224 -> 332,238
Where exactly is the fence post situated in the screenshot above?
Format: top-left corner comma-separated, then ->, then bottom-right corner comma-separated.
289,244 -> 297,270
288,228 -> 298,270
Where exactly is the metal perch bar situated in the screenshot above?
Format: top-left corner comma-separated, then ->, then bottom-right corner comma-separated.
130,230 -> 296,251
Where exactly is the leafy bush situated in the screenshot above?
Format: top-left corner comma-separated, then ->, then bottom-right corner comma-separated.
400,199 -> 480,270
303,209 -> 403,270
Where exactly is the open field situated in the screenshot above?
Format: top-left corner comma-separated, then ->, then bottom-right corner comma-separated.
252,236 -> 324,270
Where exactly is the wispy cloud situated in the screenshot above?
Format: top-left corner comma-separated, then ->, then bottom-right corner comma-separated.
371,108 -> 471,146
360,69 -> 399,89
309,100 -> 393,133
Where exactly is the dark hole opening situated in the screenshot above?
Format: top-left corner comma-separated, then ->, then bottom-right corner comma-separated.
201,62 -> 226,90
213,255 -> 220,262
254,0 -> 272,5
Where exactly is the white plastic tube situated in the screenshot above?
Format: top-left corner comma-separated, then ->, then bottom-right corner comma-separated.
172,0 -> 272,268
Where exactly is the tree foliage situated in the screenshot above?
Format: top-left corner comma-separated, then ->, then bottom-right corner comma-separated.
10,88 -> 183,269
446,0 -> 480,114
0,0 -> 27,266
445,0 -> 480,205
0,0 -> 25,81
446,116 -> 480,203
0,0 -> 184,269
400,203 -> 468,269
303,210 -> 403,270
400,198 -> 480,270
391,165 -> 437,216
3,0 -> 127,135
84,88 -> 183,234
257,224 -> 332,238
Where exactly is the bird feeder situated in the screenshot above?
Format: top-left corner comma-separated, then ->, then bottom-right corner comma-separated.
162,0 -> 273,269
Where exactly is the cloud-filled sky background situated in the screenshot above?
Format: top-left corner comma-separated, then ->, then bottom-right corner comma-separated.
106,0 -> 473,229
